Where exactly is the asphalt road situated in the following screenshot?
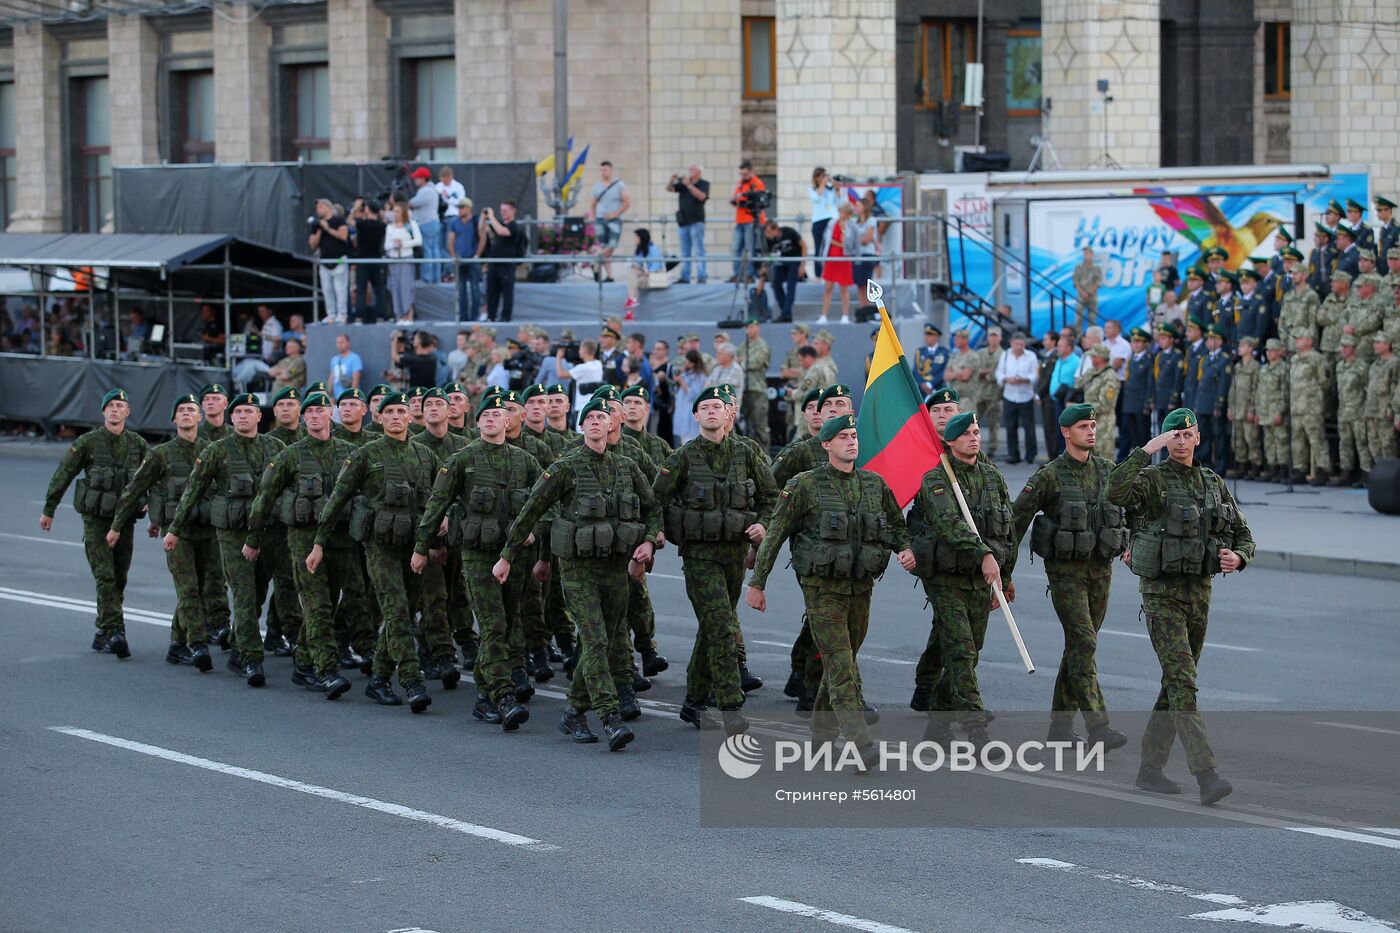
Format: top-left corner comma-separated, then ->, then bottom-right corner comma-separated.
2,447 -> 1398,933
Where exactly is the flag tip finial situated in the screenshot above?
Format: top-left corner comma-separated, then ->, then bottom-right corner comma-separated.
866,280 -> 883,305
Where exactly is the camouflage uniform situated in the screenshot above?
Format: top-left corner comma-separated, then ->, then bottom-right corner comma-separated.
739,334 -> 772,450
194,419 -> 234,635
316,435 -> 441,689
1076,366 -> 1120,459
769,433 -> 825,687
1364,350 -> 1400,463
1345,281 -> 1385,361
975,346 -> 1004,458
907,457 -> 1014,730
411,426 -> 468,668
1317,290 -> 1349,369
653,433 -> 778,709
417,437 -> 543,707
1256,356 -> 1291,472
809,353 -> 839,393
500,443 -> 661,718
526,424 -> 571,652
43,427 -> 149,638
111,433 -> 217,648
1012,454 -> 1128,732
505,428 -> 557,669
750,463 -> 911,745
1227,353 -> 1263,472
1335,351 -> 1373,474
170,432 -> 286,664
792,367 -> 827,438
1277,285 -> 1319,349
329,421 -> 384,658
1108,446 -> 1256,775
1073,258 -> 1103,329
1289,348 -> 1334,476
946,348 -> 980,411
261,424 -> 306,647
247,433 -> 369,677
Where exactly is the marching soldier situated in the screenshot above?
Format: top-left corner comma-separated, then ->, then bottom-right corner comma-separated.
108,394 -> 214,671
1151,325 -> 1185,435
244,392 -> 360,699
443,381 -> 474,437
364,384 -> 390,435
653,386 -> 778,734
1364,332 -> 1400,464
416,394 -> 543,731
1376,197 -> 1400,270
166,393 -> 283,686
198,383 -> 231,443
333,387 -> 371,445
262,385 -> 305,656
1226,335 -> 1263,479
495,397 -> 662,752
409,388 -> 467,689
1194,326 -> 1233,475
915,323 -> 950,398
1011,403 -> 1129,749
1257,339 -> 1291,482
1289,334 -> 1334,486
308,392 -> 441,712
545,382 -> 572,436
329,386 -> 381,670
407,385 -> 428,434
1278,264 -> 1320,351
1121,327 -> 1155,454
1108,409 -> 1254,805
1333,335 -> 1372,487
521,384 -> 572,666
1075,345 -> 1119,459
747,414 -> 915,769
41,388 -> 148,659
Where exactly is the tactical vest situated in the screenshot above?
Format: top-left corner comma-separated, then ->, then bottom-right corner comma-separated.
209,439 -> 268,530
1028,458 -> 1128,563
458,445 -> 533,552
276,442 -> 346,527
549,457 -> 646,560
73,433 -> 142,519
1129,468 -> 1237,579
663,442 -> 759,546
907,467 -> 1012,578
350,448 -> 426,548
157,441 -> 210,527
790,469 -> 896,582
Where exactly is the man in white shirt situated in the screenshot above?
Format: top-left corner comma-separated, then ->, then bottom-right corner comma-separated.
995,332 -> 1038,464
1076,325 -> 1104,380
436,166 -> 466,214
258,304 -> 283,363
1102,318 -> 1131,379
556,339 -> 605,417
447,330 -> 471,380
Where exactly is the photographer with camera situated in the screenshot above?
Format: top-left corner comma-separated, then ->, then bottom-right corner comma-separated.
667,164 -> 710,283
480,201 -> 526,323
309,199 -> 352,324
389,329 -> 442,389
729,160 -> 767,284
759,219 -> 805,323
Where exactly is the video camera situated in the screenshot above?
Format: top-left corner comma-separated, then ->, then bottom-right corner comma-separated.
737,188 -> 771,213
502,354 -> 531,391
553,338 -> 583,366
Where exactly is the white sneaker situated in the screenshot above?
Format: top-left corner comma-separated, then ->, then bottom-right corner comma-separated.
815,316 -> 829,324
477,313 -> 488,322
840,316 -> 851,324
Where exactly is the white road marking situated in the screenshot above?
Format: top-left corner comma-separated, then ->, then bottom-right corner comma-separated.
1018,859 -> 1400,932
750,638 -> 915,666
1100,628 -> 1258,652
650,571 -> 685,581
0,531 -> 84,548
1313,721 -> 1400,738
739,895 -> 918,933
0,586 -> 172,626
50,727 -> 560,852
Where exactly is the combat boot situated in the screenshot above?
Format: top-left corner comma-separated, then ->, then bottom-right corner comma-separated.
460,644 -> 478,672
322,673 -> 352,700
165,642 -> 192,665
679,696 -> 721,730
616,684 -> 642,722
1087,724 -> 1129,751
472,695 -> 502,723
602,713 -> 635,751
405,682 -> 432,714
438,660 -> 461,690
263,626 -> 289,655
561,647 -> 578,677
783,670 -> 804,698
1046,719 -> 1085,745
559,706 -> 598,744
641,650 -> 669,677
358,652 -> 375,677
1354,470 -> 1368,489
1135,763 -> 1182,794
510,667 -> 535,702
243,660 -> 265,687
795,686 -> 816,717
853,742 -> 881,773
421,657 -> 442,681
498,697 -> 530,732
292,664 -> 323,690
338,652 -> 359,670
1196,768 -> 1233,805
965,726 -> 1005,765
226,651 -> 244,676
108,632 -> 131,660
909,685 -> 933,712
365,677 -> 402,706
530,646 -> 554,682
922,716 -> 954,745
189,643 -> 213,673
631,668 -> 652,692
91,630 -> 108,652
862,702 -> 880,725
721,710 -> 750,736
214,625 -> 231,650
1309,471 -> 1330,487
547,638 -> 565,664
739,664 -> 763,692
1328,470 -> 1349,487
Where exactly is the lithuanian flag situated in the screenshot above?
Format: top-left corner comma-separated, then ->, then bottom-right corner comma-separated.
856,306 -> 945,506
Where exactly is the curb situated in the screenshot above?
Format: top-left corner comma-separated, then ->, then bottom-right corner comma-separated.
1250,549 -> 1400,582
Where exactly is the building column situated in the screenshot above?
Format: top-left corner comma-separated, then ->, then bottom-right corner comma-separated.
329,0 -> 391,162
775,0 -> 896,221
213,11 -> 272,163
107,14 -> 160,167
1292,2 -> 1400,196
10,23 -> 64,233
1041,0 -> 1161,169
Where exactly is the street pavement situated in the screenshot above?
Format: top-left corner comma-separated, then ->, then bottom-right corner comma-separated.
1,446 -> 1398,933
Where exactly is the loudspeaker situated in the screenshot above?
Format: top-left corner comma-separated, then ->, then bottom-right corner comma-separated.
1367,458 -> 1400,514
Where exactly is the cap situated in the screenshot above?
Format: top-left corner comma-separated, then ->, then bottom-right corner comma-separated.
1205,247 -> 1229,262
1265,338 -> 1286,351
801,387 -> 823,408
924,323 -> 943,336
169,393 -> 199,419
1239,268 -> 1261,281
1206,325 -> 1225,339
1130,326 -> 1151,341
1281,246 -> 1304,261
818,413 -> 859,442
601,325 -> 622,340
1217,270 -> 1239,285
1161,408 -> 1196,431
790,323 -> 810,335
1360,248 -> 1377,262
1274,227 -> 1295,243
1327,198 -> 1345,214
943,411 -> 977,441
1237,334 -> 1258,347
1346,198 -> 1366,214
1377,196 -> 1398,210
1339,334 -> 1358,348
1058,403 -> 1095,427
1186,266 -> 1205,281
100,388 -> 129,410
1332,269 -> 1354,283
1373,331 -> 1394,346
1315,222 -> 1334,238
1088,344 -> 1111,359
411,167 -> 431,180
745,317 -> 761,326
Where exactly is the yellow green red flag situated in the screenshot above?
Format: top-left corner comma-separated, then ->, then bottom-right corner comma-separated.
855,306 -> 945,506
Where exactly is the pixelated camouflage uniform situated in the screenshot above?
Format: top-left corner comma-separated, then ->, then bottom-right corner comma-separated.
1228,354 -> 1263,469
739,335 -> 772,450
1289,349 -> 1334,475
262,424 -> 306,645
1335,353 -> 1373,473
1364,352 -> 1400,463
411,427 -> 468,666
1255,356 -> 1290,470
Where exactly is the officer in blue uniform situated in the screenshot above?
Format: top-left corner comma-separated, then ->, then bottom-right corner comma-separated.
1151,324 -> 1185,444
1212,270 -> 1241,346
914,323 -> 950,398
1375,197 -> 1399,273
1335,223 -> 1361,279
1345,199 -> 1375,253
1194,325 -> 1233,474
1308,223 -> 1338,299
1249,257 -> 1278,343
1269,227 -> 1293,279
1236,267 -> 1265,350
1185,266 -> 1215,327
1119,326 -> 1155,457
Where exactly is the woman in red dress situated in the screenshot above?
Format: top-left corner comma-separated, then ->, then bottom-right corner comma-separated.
819,201 -> 856,323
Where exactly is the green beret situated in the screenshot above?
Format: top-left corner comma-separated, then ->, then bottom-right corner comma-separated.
577,397 -> 609,422
521,383 -> 548,402
1130,327 -> 1152,341
925,386 -> 960,407
1327,199 -> 1344,214
302,392 -> 333,409
546,383 -> 570,399
692,385 -> 728,413
1238,268 -> 1261,282
441,381 -> 467,396
1376,196 -> 1397,210
1281,246 -> 1304,261
1058,402 -> 1095,427
499,389 -> 524,407
407,386 -> 428,399
367,383 -> 391,399
1332,269 -> 1353,283
817,384 -> 852,408
270,386 -> 300,405
942,411 -> 977,441
306,381 -> 329,395
923,323 -> 943,336
101,388 -> 129,410
477,394 -> 509,415
801,387 -> 823,408
229,393 -> 261,413
1274,227 -> 1295,243
1339,334 -> 1357,348
378,391 -> 408,411
620,385 -> 651,403
591,384 -> 620,403
1346,198 -> 1366,214
818,413 -> 858,442
1161,408 -> 1196,431
337,388 -> 367,405
1265,338 -> 1286,352
421,387 -> 448,403
601,325 -> 622,340
718,383 -> 737,400
170,393 -> 199,419
199,382 -> 228,401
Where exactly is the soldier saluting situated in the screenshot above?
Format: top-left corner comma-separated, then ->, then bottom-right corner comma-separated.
1108,408 -> 1255,805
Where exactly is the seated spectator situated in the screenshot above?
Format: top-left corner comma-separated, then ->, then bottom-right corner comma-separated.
625,228 -> 665,312
284,313 -> 306,348
199,303 -> 225,364
269,337 -> 307,392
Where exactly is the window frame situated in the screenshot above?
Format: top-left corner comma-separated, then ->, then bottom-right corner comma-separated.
0,79 -> 14,230
1264,21 -> 1290,101
73,75 -> 112,234
1004,28 -> 1042,117
287,63 -> 331,162
407,56 -> 456,160
743,16 -> 776,100
171,68 -> 216,164
918,20 -> 978,110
